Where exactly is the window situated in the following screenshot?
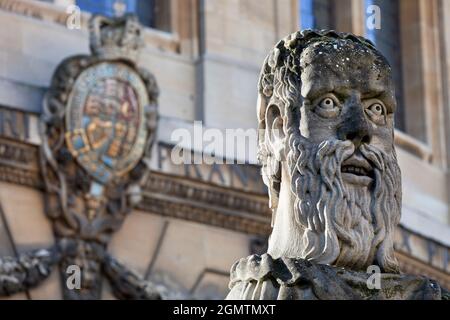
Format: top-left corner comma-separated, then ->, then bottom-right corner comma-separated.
76,0 -> 171,32
365,0 -> 405,132
299,0 -> 334,30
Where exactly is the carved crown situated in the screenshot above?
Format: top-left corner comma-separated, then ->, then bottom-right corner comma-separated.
89,14 -> 144,63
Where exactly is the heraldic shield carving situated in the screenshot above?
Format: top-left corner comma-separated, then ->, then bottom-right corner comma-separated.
0,14 -> 161,300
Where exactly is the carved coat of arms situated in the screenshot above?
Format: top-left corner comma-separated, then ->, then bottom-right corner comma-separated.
0,14 -> 161,300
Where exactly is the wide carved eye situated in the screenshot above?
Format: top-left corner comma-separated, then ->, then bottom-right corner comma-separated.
320,97 -> 335,109
368,103 -> 384,116
365,100 -> 386,125
313,94 -> 341,118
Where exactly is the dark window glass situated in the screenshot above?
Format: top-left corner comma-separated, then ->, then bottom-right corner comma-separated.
76,0 -> 171,31
299,0 -> 334,30
365,0 -> 405,131
300,0 -> 315,29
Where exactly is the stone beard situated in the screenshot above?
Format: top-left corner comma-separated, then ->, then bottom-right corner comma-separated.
269,136 -> 402,272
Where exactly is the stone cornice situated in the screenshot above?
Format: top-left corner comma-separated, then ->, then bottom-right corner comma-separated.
396,251 -> 450,290
139,193 -> 271,236
0,138 -> 41,189
144,171 -> 271,221
0,137 -> 448,282
0,0 -> 79,27
0,138 -> 272,234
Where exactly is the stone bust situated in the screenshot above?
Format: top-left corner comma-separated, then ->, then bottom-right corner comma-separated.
226,30 -> 448,300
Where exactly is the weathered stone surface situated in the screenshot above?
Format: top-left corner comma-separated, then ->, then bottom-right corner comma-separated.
227,29 -> 448,300
0,248 -> 57,297
227,254 -> 447,300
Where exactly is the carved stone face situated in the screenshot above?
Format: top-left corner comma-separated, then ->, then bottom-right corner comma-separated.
299,40 -> 396,187
259,34 -> 402,273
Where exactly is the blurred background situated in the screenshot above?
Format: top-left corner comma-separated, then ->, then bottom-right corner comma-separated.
0,0 -> 448,299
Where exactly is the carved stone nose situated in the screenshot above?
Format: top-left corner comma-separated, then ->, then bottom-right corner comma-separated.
338,110 -> 372,148
342,129 -> 371,147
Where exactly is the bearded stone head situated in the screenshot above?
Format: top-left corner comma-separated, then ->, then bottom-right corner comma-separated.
257,30 -> 402,273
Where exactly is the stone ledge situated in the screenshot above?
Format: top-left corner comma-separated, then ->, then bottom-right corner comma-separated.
396,251 -> 450,290
394,129 -> 432,162
0,0 -> 180,55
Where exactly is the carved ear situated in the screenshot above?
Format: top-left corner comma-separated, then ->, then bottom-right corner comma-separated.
265,104 -> 286,161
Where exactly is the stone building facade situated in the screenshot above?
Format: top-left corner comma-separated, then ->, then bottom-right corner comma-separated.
0,0 -> 448,299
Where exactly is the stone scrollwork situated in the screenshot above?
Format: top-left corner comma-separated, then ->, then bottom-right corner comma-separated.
0,248 -> 57,296
0,14 -> 160,299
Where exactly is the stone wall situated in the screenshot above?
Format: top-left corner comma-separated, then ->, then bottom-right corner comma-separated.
0,0 -> 448,299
